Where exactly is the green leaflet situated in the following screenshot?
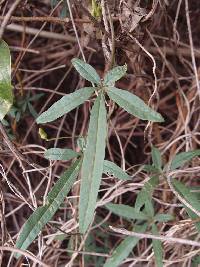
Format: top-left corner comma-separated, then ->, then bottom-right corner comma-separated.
170,150 -> 200,170
79,94 -> 107,234
0,40 -> 13,120
72,58 -> 101,85
152,223 -> 163,267
192,255 -> 200,267
172,179 -> 200,232
152,146 -> 162,171
185,208 -> 200,233
154,214 -> 174,222
91,0 -> 102,18
135,176 -> 159,211
103,224 -> 147,267
143,164 -> 159,173
105,203 -> 148,220
107,87 -> 164,122
103,65 -> 127,86
172,179 -> 200,218
15,159 -> 81,257
44,148 -> 79,161
36,87 -> 95,124
144,197 -> 155,218
103,160 -> 131,180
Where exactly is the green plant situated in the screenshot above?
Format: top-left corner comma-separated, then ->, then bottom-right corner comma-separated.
91,0 -> 102,19
15,58 -> 164,255
103,147 -> 200,267
9,92 -> 44,122
0,39 -> 42,136
51,0 -> 69,18
2,91 -> 43,139
0,40 -> 13,121
0,50 -> 197,264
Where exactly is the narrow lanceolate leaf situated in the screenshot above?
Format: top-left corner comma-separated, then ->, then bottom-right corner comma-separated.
103,64 -> 127,86
0,40 -> 13,120
72,58 -> 101,85
152,146 -> 162,171
135,176 -> 159,211
170,150 -> 200,170
172,179 -> 200,216
105,203 -> 148,220
143,164 -> 159,173
154,213 -> 174,222
44,148 -> 79,161
151,224 -> 163,267
144,197 -> 155,218
103,160 -> 131,180
103,224 -> 147,267
15,159 -> 81,257
79,94 -> 107,234
185,208 -> 200,233
36,87 -> 94,124
172,181 -> 200,235
107,87 -> 164,122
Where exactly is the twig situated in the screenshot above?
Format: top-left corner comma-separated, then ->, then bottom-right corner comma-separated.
109,226 -> 200,248
166,174 -> 200,218
0,15 -> 90,24
107,2 -> 115,69
0,15 -> 70,24
0,246 -> 50,267
0,122 -> 28,166
6,23 -> 76,42
10,45 -> 39,54
0,0 -> 22,39
185,0 -> 200,97
130,34 -> 158,104
66,0 -> 86,61
73,0 -> 108,35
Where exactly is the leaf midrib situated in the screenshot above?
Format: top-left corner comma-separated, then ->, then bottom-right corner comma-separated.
38,88 -> 94,123
18,161 -> 80,248
82,96 -> 104,228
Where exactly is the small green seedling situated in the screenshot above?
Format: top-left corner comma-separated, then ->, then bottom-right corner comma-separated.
103,146 -> 200,267
1,40 -> 199,264
0,40 -> 13,121
91,0 -> 102,19
15,58 -> 164,256
9,92 -> 44,122
51,0 -> 69,18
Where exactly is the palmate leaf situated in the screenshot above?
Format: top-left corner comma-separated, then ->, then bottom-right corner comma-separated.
72,58 -> 101,85
15,159 -> 81,257
36,87 -> 95,124
79,94 -> 107,234
44,148 -> 79,161
103,160 -> 131,180
107,87 -> 164,122
170,150 -> 200,170
0,40 -> 13,120
103,65 -> 127,86
103,224 -> 147,267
